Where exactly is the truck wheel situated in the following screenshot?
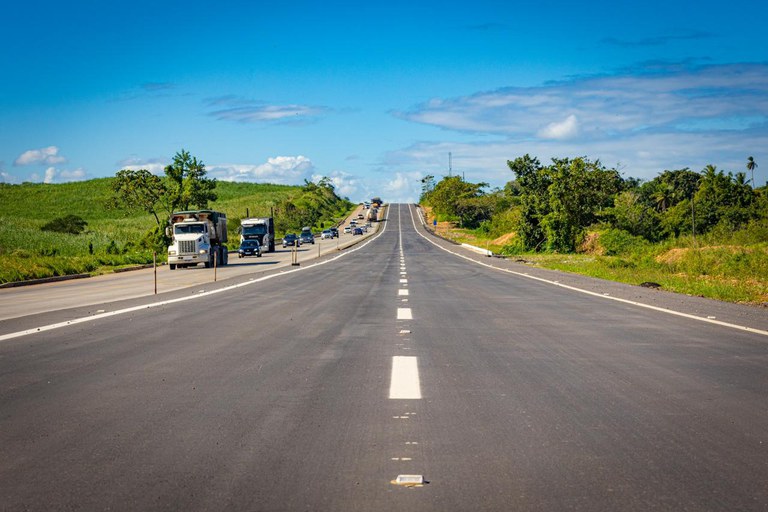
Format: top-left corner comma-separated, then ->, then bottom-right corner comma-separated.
270,242 -> 275,252
170,264 -> 176,270
222,247 -> 228,265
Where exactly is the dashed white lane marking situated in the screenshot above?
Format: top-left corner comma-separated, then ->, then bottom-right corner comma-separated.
397,307 -> 413,320
399,289 -> 409,296
389,356 -> 422,399
406,205 -> 768,338
400,279 -> 408,284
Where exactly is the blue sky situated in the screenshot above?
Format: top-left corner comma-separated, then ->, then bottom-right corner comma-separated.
1,0 -> 766,202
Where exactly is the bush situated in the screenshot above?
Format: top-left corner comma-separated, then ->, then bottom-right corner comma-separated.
41,215 -> 88,235
599,229 -> 649,256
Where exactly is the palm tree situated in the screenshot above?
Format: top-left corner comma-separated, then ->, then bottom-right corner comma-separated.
746,156 -> 758,189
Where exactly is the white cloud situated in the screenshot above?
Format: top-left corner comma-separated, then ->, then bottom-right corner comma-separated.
206,96 -> 330,124
14,146 -> 67,166
0,171 -> 18,183
116,156 -> 167,175
41,167 -> 87,183
209,156 -> 314,184
395,62 -> 768,141
384,62 -> 768,191
311,171 -> 361,199
538,114 -> 579,140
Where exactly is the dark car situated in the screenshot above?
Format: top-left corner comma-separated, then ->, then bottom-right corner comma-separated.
299,232 -> 315,245
282,233 -> 301,247
329,227 -> 339,238
238,239 -> 262,258
352,227 -> 363,236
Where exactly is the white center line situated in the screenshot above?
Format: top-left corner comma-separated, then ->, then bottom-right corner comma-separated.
398,289 -> 409,296
397,307 -> 413,320
389,356 -> 422,399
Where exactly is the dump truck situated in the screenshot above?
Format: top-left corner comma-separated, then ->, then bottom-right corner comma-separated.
240,217 -> 275,252
167,210 -> 228,270
366,207 -> 379,222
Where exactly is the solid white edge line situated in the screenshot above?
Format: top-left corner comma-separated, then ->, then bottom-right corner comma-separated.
407,204 -> 768,338
0,214 -> 391,342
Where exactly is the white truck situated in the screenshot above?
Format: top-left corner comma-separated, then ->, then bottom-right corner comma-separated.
239,217 -> 275,252
167,210 -> 228,270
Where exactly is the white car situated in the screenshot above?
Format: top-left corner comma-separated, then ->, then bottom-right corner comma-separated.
321,229 -> 333,239
344,226 -> 352,234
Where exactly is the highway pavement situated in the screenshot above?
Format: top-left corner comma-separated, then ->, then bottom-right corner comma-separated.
0,204 -> 766,511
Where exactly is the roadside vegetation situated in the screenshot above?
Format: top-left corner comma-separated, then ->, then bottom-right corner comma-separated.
0,150 -> 353,284
420,155 -> 767,305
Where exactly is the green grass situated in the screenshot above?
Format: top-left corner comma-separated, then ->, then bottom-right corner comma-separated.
422,207 -> 768,305
0,179 -> 352,284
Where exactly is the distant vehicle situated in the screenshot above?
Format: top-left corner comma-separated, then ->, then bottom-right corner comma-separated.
357,213 -> 365,219
329,227 -> 339,238
239,217 -> 275,252
238,239 -> 262,258
299,231 -> 315,245
321,229 -> 333,239
352,227 -> 363,236
364,202 -> 371,209
344,226 -> 352,234
282,233 -> 301,247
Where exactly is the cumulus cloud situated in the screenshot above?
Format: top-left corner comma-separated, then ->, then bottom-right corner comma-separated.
208,156 -> 314,184
14,146 -> 67,166
394,62 -> 768,140
311,170 -> 361,199
0,171 -> 17,183
538,114 -> 579,140
116,156 -> 167,175
206,96 -> 330,124
386,62 -> 768,189
31,167 -> 88,184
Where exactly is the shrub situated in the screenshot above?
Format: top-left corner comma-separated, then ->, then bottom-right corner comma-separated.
41,215 -> 88,235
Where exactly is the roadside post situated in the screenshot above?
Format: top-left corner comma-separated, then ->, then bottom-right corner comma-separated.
153,251 -> 157,295
213,251 -> 217,282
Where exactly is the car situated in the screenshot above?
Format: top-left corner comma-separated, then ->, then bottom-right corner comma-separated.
321,229 -> 333,239
238,239 -> 262,258
329,227 -> 339,238
357,213 -> 365,219
282,233 -> 301,247
344,226 -> 352,234
352,227 -> 363,236
299,232 -> 315,245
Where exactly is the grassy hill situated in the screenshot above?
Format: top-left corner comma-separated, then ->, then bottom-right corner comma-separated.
0,179 -> 346,284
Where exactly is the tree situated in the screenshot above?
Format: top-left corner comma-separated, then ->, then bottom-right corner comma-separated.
507,154 -> 549,250
164,149 -> 217,212
543,157 -> 622,252
108,168 -> 168,224
747,156 -> 758,189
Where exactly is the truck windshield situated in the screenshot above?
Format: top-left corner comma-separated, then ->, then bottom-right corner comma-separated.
243,225 -> 267,235
175,224 -> 205,234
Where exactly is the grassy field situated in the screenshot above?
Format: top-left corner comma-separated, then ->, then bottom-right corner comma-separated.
0,179 -> 347,284
421,207 -> 768,306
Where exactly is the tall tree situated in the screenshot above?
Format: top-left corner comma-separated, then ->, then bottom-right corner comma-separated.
164,149 -> 217,212
108,169 -> 169,225
747,156 -> 758,188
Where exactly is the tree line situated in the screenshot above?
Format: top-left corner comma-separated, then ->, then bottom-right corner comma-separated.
108,149 -> 351,249
420,155 -> 766,253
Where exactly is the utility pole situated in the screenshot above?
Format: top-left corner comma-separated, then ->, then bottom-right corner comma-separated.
448,152 -> 452,176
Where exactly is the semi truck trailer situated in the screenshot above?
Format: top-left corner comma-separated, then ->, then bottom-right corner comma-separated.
239,217 -> 275,252
167,210 -> 228,270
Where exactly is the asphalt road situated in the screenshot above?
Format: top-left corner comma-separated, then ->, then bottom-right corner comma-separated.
0,204 -> 766,511
0,205 -> 378,322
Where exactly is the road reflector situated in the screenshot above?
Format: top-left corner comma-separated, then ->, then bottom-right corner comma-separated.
392,475 -> 424,487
